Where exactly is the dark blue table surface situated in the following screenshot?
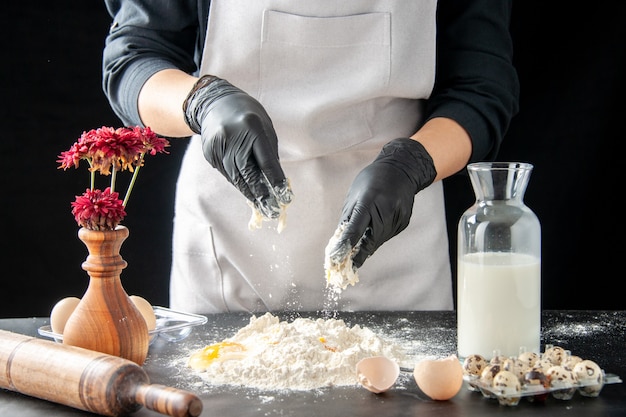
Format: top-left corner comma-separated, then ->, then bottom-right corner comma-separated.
1,310 -> 624,417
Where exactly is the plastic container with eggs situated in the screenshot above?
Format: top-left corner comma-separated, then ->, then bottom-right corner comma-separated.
38,296 -> 208,345
462,344 -> 623,406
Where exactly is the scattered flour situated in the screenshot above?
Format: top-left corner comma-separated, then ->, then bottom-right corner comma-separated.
247,201 -> 288,233
187,312 -> 406,391
247,178 -> 292,233
324,224 -> 360,291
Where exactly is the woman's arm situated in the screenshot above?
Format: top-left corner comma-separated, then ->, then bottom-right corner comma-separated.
419,0 -> 520,179
102,0 -> 203,131
137,69 -> 198,137
411,117 -> 472,182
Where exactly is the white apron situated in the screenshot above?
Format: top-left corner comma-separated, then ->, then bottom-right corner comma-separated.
170,0 -> 453,313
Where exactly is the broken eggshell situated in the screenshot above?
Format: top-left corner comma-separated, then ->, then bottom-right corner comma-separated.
356,356 -> 400,393
413,355 -> 464,400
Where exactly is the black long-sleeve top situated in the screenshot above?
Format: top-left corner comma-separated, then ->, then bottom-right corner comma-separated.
102,0 -> 519,162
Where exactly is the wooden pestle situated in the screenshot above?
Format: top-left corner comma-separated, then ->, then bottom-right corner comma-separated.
0,330 -> 203,417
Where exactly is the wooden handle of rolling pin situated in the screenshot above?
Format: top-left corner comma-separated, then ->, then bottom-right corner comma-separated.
0,330 -> 203,417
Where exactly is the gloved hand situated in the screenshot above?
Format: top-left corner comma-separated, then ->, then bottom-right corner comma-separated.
183,75 -> 293,219
327,138 -> 437,269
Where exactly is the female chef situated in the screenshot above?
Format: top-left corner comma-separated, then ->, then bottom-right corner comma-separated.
102,0 -> 519,313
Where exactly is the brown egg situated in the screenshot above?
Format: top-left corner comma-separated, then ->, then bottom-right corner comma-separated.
50,297 -> 81,334
130,295 -> 157,331
413,355 -> 464,400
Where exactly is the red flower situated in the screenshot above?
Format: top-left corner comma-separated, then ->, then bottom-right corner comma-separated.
71,188 -> 127,230
58,126 -> 169,175
59,126 -> 169,230
132,126 -> 169,156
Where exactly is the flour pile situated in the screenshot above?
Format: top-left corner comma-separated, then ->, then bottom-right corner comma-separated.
187,313 -> 406,391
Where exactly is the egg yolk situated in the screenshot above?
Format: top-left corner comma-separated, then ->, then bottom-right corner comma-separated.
319,336 -> 338,352
188,341 -> 246,369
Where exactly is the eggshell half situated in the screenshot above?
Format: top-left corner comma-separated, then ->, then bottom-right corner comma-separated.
413,355 -> 464,400
356,356 -> 400,393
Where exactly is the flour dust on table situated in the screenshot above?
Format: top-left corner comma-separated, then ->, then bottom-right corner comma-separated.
187,313 -> 407,391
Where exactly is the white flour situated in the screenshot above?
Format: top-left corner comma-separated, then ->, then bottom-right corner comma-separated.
188,313 -> 406,391
324,224 -> 360,291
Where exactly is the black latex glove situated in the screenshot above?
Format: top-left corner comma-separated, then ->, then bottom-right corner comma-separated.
328,138 -> 437,269
183,75 -> 293,219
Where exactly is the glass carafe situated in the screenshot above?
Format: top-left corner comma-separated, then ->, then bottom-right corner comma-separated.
457,162 -> 541,360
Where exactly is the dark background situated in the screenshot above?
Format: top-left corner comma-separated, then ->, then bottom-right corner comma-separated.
1,3 -> 624,318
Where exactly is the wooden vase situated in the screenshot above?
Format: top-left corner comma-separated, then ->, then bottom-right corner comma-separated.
62,225 -> 149,365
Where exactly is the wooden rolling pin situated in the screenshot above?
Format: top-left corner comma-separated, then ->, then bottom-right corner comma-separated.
0,330 -> 203,417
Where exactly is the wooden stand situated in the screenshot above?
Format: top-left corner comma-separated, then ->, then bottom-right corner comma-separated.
62,225 -> 149,365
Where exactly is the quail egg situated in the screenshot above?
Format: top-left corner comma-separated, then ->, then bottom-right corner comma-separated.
561,354 -> 583,371
523,366 -> 549,388
462,354 -> 487,391
546,365 -> 577,400
463,353 -> 488,377
534,355 -> 555,371
479,363 -> 502,398
543,345 -> 566,366
489,351 -> 506,365
573,359 -> 604,397
518,351 -> 539,369
523,366 -> 550,402
502,357 -> 526,382
492,370 -> 522,406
